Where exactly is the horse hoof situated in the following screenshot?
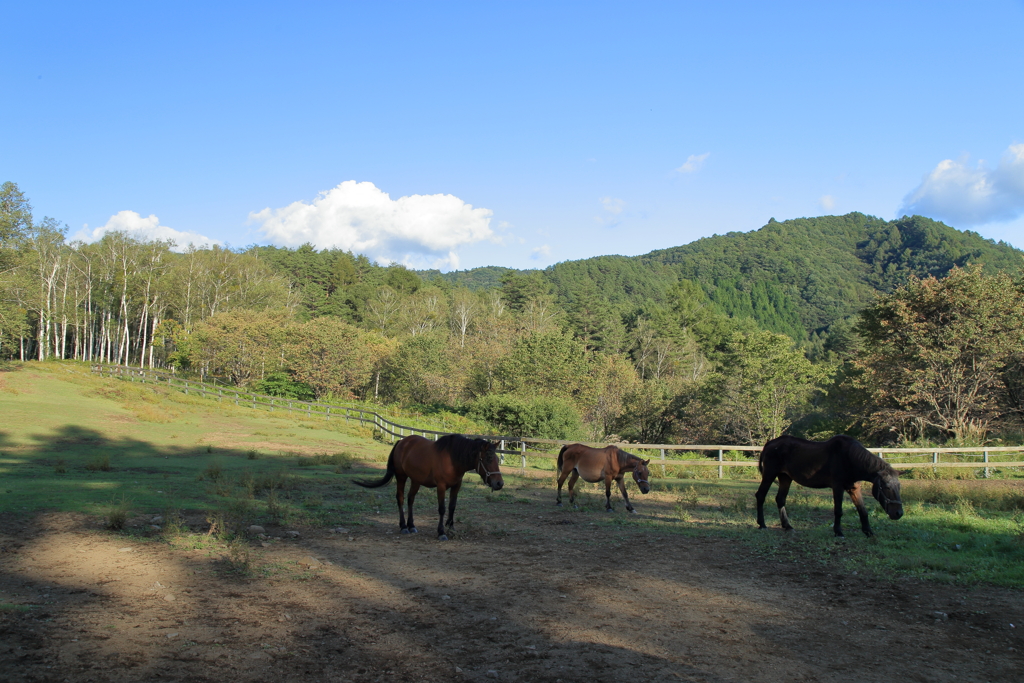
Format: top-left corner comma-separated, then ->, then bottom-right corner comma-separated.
628,509 -> 637,514
400,528 -> 410,534
409,527 -> 418,534
606,508 -> 614,513
438,535 -> 448,542
556,502 -> 562,506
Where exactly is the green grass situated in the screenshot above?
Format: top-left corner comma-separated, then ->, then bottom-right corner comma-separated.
0,361 -> 389,528
3,360 -> 1024,587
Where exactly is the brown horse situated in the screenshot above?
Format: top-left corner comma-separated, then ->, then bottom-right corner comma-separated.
555,444 -> 651,512
354,434 -> 503,540
755,434 -> 904,537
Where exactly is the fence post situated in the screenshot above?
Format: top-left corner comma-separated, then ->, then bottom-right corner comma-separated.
521,442 -> 527,470
660,448 -> 665,476
932,451 -> 938,475
984,450 -> 990,479
718,449 -> 723,479
327,406 -> 331,421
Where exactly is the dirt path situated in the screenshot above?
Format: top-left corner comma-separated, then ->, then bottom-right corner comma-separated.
2,503 -> 1022,683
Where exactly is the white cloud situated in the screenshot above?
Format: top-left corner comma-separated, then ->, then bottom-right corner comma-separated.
675,152 -> 710,174
249,181 -> 494,270
599,197 -> 625,215
530,245 -> 551,260
900,144 -> 1024,225
73,211 -> 220,252
819,195 -> 836,211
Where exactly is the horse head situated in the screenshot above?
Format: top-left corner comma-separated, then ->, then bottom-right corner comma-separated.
477,440 -> 504,491
871,470 -> 903,520
632,458 -> 652,494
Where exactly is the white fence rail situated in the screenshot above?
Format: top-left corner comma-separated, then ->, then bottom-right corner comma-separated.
93,364 -> 1024,477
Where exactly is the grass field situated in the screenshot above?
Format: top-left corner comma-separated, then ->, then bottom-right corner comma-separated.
2,360 -> 1024,587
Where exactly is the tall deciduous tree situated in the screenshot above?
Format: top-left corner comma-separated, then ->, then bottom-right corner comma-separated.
286,317 -> 375,399
717,330 -> 833,446
855,265 -> 1024,442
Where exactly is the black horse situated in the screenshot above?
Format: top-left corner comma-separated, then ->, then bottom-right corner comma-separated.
755,435 -> 904,537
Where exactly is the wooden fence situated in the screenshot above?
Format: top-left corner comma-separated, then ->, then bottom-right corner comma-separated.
93,364 -> 1024,478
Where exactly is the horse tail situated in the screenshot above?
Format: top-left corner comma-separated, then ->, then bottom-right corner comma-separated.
757,441 -> 768,474
353,444 -> 397,488
557,444 -> 569,473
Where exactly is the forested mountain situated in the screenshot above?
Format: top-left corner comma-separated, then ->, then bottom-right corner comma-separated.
418,265 -> 514,291
428,213 -> 1022,355
640,213 -> 1021,344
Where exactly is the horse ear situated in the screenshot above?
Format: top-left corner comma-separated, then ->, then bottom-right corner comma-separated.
643,459 -> 650,465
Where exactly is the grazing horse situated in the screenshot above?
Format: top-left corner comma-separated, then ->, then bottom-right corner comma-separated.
555,444 -> 651,512
755,435 -> 904,537
354,434 -> 503,540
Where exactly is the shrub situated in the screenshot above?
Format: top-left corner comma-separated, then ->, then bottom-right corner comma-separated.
202,460 -> 224,481
470,393 -> 584,440
253,372 -> 315,401
105,495 -> 132,530
85,455 -> 112,472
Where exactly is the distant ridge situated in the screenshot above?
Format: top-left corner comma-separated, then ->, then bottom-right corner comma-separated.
424,213 -> 1023,345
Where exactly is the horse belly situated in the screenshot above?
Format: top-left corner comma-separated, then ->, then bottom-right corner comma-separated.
575,463 -> 606,483
791,468 -> 830,488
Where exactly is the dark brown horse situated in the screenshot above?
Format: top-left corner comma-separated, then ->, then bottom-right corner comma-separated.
555,444 -> 651,512
354,434 -> 503,540
755,435 -> 904,537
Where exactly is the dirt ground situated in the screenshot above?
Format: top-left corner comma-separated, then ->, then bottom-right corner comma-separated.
2,479 -> 1023,683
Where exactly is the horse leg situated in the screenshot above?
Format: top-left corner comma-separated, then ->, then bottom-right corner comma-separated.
604,475 -> 614,512
395,474 -> 408,533
567,471 -> 580,507
848,483 -> 873,537
436,484 -> 449,540
616,476 -> 635,513
832,486 -> 846,537
556,466 -> 570,506
776,474 -> 794,530
406,481 -> 420,534
446,482 -> 462,533
754,472 -> 775,529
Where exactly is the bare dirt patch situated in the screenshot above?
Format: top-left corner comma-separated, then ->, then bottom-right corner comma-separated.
2,501 -> 1023,683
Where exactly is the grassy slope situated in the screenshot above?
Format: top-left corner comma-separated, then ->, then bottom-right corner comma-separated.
2,361 -> 1023,587
0,361 -> 386,519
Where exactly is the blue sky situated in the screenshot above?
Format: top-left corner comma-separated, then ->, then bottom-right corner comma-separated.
3,1 -> 1023,270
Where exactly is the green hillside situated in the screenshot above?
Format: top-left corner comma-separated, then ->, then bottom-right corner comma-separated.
412,213 -> 1020,355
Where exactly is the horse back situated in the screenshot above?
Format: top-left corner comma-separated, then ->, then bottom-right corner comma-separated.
559,443 -> 622,482
760,435 -> 862,489
392,435 -> 456,488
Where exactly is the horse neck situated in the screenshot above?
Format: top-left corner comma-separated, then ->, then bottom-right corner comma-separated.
617,450 -> 637,470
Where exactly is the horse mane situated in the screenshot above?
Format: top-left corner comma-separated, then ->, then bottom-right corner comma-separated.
436,434 -> 489,469
616,447 -> 640,468
839,436 -> 893,475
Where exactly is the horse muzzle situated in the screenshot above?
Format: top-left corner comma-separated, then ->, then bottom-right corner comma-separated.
887,503 -> 904,520
490,478 -> 504,491
639,483 -> 651,494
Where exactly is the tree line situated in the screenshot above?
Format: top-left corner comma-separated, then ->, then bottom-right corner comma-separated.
3,181 -> 1023,446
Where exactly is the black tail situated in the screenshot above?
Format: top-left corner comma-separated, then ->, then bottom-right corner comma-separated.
557,445 -> 568,473
353,445 -> 397,488
757,443 -> 767,474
